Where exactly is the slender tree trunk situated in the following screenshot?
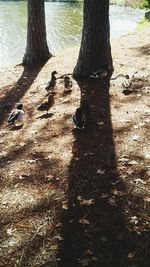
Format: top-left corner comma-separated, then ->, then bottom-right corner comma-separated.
23,0 -> 51,66
73,0 -> 113,80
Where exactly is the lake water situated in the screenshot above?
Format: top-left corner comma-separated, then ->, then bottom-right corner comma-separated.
0,1 -> 144,67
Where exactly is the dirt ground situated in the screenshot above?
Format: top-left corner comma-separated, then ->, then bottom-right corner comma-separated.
0,25 -> 149,267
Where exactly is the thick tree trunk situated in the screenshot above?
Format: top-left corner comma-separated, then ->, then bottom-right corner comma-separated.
73,0 -> 113,80
23,0 -> 51,66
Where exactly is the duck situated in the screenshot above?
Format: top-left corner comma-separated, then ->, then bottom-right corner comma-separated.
45,71 -> 57,91
90,65 -> 111,79
8,103 -> 24,126
72,107 -> 87,130
64,76 -> 73,90
37,94 -> 54,113
122,75 -> 132,89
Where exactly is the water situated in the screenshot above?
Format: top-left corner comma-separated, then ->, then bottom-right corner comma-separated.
0,1 -> 144,67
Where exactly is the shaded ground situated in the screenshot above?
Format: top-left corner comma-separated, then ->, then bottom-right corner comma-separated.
0,25 -> 149,267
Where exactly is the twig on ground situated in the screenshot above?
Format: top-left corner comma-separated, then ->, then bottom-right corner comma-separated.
31,224 -> 44,241
18,249 -> 25,267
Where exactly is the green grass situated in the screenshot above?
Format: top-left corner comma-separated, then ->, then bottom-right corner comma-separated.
136,17 -> 149,31
139,0 -> 150,8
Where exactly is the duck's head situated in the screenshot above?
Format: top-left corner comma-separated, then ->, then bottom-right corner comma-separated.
76,108 -> 82,116
17,103 -> 23,110
52,71 -> 57,76
64,76 -> 70,80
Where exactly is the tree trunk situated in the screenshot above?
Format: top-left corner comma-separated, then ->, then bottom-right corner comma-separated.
73,0 -> 113,80
23,0 -> 51,66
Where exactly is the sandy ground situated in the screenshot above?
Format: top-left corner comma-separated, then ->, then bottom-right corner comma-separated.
0,25 -> 149,267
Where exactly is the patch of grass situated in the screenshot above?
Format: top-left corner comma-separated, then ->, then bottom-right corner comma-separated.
139,17 -> 148,25
136,17 -> 149,31
139,0 -> 150,9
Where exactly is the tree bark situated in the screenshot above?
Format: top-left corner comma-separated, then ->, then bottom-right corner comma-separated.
73,0 -> 113,80
23,0 -> 51,66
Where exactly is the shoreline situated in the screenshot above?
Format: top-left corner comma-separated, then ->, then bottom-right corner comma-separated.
110,0 -> 150,8
0,23 -> 149,89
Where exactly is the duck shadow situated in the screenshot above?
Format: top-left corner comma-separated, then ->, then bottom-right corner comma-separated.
9,124 -> 24,131
36,113 -> 54,120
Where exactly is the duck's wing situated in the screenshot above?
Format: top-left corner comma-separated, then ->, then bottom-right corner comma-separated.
72,113 -> 79,127
37,102 -> 48,111
8,109 -> 19,124
73,113 -> 85,129
45,80 -> 52,90
45,79 -> 56,91
69,80 -> 73,87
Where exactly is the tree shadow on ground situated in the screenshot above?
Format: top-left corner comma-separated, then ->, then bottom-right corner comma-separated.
57,80 -> 149,267
0,66 -> 43,127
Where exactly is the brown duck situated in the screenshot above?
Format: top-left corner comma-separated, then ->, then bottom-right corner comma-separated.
37,94 -> 54,114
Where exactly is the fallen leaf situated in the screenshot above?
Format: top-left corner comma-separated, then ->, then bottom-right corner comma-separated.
130,216 -> 138,225
133,125 -> 139,129
6,160 -> 12,164
79,218 -> 90,225
14,223 -> 33,229
132,135 -> 139,141
83,152 -> 94,156
78,258 -> 89,266
54,235 -> 64,241
62,204 -> 68,210
108,197 -> 117,207
97,169 -> 106,175
27,159 -> 37,164
77,196 -> 95,206
134,178 -> 146,185
97,121 -> 104,126
126,169 -> 134,175
85,249 -> 93,255
118,157 -> 129,163
128,160 -> 138,165
50,245 -> 58,250
111,180 -> 119,185
111,188 -> 126,197
19,142 -> 26,147
46,175 -> 54,181
7,228 -> 16,235
128,252 -> 135,259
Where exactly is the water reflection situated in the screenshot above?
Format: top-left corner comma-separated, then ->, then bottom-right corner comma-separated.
0,1 -> 144,66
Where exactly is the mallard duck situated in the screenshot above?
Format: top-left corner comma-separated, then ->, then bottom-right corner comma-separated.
72,108 -> 87,129
45,71 -> 57,91
64,76 -> 73,90
122,75 -> 132,89
8,103 -> 24,126
37,94 -> 54,113
90,65 -> 112,79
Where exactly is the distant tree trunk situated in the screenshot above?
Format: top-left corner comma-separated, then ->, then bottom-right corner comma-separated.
23,0 -> 51,67
73,0 -> 113,80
